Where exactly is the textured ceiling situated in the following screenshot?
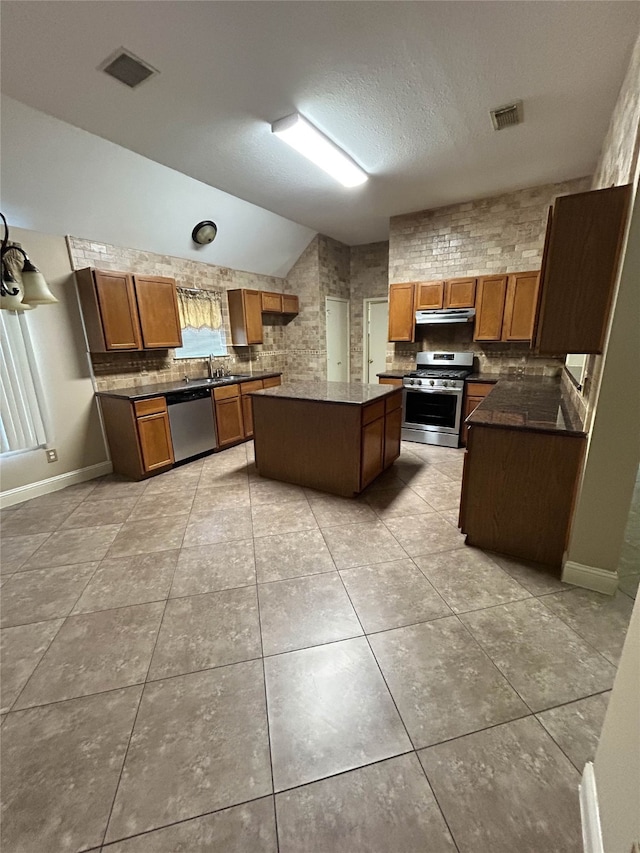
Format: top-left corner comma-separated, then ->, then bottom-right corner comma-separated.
2,1 -> 638,245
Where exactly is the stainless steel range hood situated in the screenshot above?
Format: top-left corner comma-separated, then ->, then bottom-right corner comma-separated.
415,308 -> 476,325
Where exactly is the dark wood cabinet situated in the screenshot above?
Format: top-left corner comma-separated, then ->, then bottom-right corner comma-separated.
75,268 -> 182,352
534,184 -> 632,354
460,423 -> 586,567
388,283 -> 416,342
228,289 -> 263,345
361,416 -> 385,489
444,277 -> 476,308
502,271 -> 540,342
240,379 -> 264,438
461,381 -> 496,446
415,281 -> 444,310
133,276 -> 182,348
383,395 -> 403,468
213,384 -> 245,446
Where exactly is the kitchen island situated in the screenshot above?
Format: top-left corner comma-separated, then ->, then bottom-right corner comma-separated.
251,381 -> 403,497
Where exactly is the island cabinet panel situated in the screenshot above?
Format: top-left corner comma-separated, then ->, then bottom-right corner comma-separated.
474,276 -> 508,341
444,278 -> 476,308
415,281 -> 444,310
534,184 -> 632,354
502,272 -> 539,342
228,289 -> 264,345
213,384 -> 245,446
388,283 -> 416,342
361,417 -> 385,489
98,396 -> 174,480
460,424 -> 586,567
252,388 -> 403,497
133,276 -> 182,348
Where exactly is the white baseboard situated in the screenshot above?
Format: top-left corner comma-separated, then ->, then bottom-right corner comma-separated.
580,763 -> 604,853
0,461 -> 113,508
562,560 -> 619,595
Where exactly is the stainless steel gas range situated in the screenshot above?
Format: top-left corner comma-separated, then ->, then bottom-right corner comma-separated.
401,351 -> 474,447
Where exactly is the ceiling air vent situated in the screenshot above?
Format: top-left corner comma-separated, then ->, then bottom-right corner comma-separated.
99,48 -> 158,89
490,101 -> 523,131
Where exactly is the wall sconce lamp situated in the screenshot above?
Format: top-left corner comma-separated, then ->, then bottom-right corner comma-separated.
1,212 -> 59,311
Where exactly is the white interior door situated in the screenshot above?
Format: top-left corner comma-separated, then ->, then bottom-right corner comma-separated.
326,297 -> 350,381
365,299 -> 389,383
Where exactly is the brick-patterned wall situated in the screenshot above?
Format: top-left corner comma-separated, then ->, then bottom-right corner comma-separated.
283,236 -> 324,382
319,235 -> 350,382
349,242 -> 389,382
67,237 -> 289,391
386,177 -> 590,376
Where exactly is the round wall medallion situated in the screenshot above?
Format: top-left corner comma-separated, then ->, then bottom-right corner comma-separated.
192,220 -> 218,245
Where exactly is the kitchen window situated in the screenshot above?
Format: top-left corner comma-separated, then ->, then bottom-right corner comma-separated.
174,287 -> 227,359
0,310 -> 50,454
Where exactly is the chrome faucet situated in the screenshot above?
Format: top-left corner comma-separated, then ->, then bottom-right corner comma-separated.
207,354 -> 215,379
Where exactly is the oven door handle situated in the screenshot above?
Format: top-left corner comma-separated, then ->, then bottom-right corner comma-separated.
403,387 -> 462,395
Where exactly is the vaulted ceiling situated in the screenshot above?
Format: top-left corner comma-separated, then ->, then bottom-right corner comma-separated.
2,1 -> 638,245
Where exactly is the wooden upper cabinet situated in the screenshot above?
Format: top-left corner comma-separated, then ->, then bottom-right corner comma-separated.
444,277 -> 476,308
282,294 -> 299,315
133,276 -> 182,348
261,292 -> 283,313
502,271 -> 540,341
76,268 -> 182,352
535,184 -> 632,354
388,283 -> 416,342
89,270 -> 142,350
474,275 -> 508,341
228,289 -> 264,345
415,281 -> 444,310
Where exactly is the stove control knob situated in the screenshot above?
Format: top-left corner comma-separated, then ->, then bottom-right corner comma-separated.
415,379 -> 421,386
429,379 -> 435,386
443,380 -> 449,388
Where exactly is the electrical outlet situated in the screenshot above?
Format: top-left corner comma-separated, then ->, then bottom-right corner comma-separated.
46,448 -> 58,463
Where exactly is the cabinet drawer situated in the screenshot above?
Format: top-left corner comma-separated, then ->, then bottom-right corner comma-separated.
263,376 -> 282,389
134,397 -> 167,417
466,382 -> 496,398
362,399 -> 385,426
385,391 -> 403,413
240,380 -> 264,395
261,292 -> 283,313
213,383 -> 240,401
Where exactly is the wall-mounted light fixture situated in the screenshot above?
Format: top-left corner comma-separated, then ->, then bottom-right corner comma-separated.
271,113 -> 368,188
0,213 -> 58,311
192,220 -> 218,245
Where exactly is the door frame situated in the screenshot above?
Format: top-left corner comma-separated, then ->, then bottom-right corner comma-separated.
363,297 -> 389,384
325,296 -> 351,381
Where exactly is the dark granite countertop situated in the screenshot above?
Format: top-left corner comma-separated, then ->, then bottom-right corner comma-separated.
251,380 -> 401,405
467,376 -> 586,436
96,372 -> 282,401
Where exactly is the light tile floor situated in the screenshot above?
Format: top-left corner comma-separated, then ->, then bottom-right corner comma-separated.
0,440 -> 634,853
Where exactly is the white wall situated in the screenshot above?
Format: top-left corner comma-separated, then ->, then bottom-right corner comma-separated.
592,595 -> 640,853
0,96 -> 316,279
0,229 -> 110,502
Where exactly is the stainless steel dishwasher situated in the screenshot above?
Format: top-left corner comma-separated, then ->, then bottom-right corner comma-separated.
165,387 -> 217,463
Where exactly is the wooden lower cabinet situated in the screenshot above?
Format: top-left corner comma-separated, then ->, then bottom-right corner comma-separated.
461,381 -> 496,446
459,424 -> 586,568
213,385 -> 245,447
378,377 -> 403,387
383,401 -> 403,468
99,395 -> 174,480
240,380 -> 264,438
262,375 -> 282,389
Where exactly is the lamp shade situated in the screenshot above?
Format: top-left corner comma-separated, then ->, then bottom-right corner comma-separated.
20,263 -> 58,305
0,290 -> 32,311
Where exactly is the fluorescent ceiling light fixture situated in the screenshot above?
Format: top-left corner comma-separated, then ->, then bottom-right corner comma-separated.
271,113 -> 368,188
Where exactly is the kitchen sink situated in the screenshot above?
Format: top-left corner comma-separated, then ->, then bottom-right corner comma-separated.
191,375 -> 251,386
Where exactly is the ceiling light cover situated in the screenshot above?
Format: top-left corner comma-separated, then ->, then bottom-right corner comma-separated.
271,113 -> 367,188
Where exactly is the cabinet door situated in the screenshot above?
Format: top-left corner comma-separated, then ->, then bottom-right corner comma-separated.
240,380 -> 264,439
383,407 -> 402,468
282,294 -> 299,315
137,412 -> 174,472
133,276 -> 182,348
361,416 -> 385,489
474,276 -> 508,341
244,290 -> 264,344
262,376 -> 282,388
461,395 -> 483,447
444,278 -> 476,308
93,271 -> 142,350
261,292 -> 283,313
415,281 -> 444,310
534,184 -> 631,354
215,396 -> 245,446
502,271 -> 540,341
388,283 -> 415,342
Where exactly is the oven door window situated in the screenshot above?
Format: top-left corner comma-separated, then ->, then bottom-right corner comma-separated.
405,390 -> 459,429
